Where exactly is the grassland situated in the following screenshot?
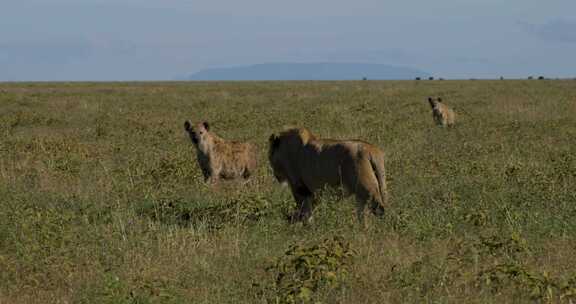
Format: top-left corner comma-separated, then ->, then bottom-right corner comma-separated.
1,80 -> 575,303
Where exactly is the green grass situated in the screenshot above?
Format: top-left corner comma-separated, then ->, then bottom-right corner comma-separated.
1,80 -> 576,303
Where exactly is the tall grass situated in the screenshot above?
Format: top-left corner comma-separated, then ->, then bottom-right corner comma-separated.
1,80 -> 575,303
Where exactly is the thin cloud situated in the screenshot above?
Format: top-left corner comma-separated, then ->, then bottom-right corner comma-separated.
0,40 -> 91,64
0,37 -> 141,65
525,19 -> 576,43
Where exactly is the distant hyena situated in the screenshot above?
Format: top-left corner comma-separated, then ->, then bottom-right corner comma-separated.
184,121 -> 258,184
428,97 -> 455,127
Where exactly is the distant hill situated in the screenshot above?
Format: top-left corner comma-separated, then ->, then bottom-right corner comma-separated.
186,63 -> 430,81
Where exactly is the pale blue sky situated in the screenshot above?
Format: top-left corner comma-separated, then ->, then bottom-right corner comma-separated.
1,0 -> 575,81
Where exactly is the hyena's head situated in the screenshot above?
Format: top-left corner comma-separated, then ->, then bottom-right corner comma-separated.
427,97 -> 442,109
184,121 -> 212,149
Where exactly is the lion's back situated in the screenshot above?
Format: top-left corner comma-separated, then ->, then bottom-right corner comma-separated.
294,140 -> 382,186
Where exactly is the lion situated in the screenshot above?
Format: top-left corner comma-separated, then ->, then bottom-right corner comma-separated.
184,121 -> 258,184
428,97 -> 456,127
268,127 -> 389,224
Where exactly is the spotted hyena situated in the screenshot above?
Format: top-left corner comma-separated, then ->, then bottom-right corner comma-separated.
184,121 -> 258,184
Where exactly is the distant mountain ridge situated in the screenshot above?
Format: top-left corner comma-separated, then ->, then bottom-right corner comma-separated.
187,63 -> 430,80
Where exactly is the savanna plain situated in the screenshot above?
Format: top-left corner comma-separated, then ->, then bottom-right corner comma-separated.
1,80 -> 576,303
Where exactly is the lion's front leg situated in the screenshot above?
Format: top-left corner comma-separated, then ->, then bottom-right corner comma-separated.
289,184 -> 315,224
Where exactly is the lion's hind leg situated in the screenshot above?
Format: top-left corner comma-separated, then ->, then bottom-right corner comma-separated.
353,160 -> 385,225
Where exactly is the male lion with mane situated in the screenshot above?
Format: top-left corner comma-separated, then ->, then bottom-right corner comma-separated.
268,127 -> 389,224
184,121 -> 257,185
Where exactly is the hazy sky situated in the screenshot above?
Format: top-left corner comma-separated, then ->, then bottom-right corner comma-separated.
1,0 -> 575,81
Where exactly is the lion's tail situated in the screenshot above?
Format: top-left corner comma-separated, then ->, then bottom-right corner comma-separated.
369,151 -> 388,208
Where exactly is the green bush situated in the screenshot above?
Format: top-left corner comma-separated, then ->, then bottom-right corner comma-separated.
257,236 -> 355,303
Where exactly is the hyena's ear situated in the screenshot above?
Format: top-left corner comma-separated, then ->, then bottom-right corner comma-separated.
202,121 -> 210,131
184,120 -> 192,131
269,134 -> 280,150
437,97 -> 443,103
